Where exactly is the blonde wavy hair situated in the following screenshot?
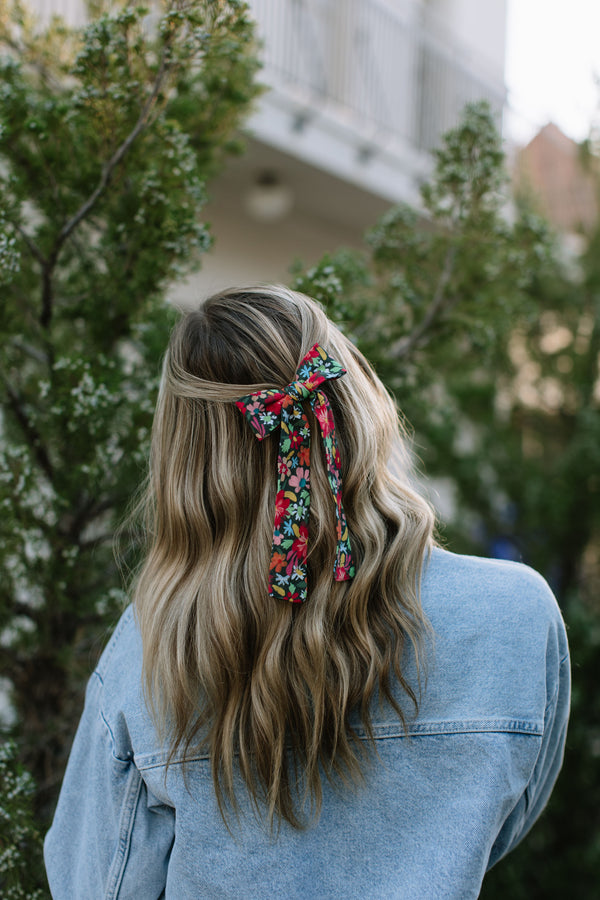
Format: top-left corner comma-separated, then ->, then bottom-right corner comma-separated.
133,285 -> 435,829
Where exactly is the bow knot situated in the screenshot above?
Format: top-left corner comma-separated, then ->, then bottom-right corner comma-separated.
286,379 -> 312,403
236,343 -> 355,603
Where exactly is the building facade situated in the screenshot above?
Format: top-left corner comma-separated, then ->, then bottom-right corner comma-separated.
183,0 -> 508,297
29,0 -> 509,296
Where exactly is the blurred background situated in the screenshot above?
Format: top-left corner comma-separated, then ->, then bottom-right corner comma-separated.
29,0 -> 599,292
1,1 -> 599,896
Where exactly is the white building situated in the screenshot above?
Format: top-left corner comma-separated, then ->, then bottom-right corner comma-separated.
179,0 -> 508,298
30,0 -> 508,297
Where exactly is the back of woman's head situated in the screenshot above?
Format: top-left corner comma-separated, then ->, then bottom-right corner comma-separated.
134,285 -> 435,829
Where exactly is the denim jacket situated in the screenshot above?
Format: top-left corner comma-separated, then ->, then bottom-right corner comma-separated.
45,549 -> 570,899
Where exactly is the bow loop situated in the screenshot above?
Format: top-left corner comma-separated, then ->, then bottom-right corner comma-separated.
236,343 -> 355,603
236,391 -> 286,441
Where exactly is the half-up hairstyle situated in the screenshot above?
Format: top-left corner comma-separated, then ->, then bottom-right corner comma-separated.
133,285 -> 435,829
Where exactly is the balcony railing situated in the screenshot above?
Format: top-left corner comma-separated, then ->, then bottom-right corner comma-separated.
249,0 -> 505,156
28,0 -> 505,175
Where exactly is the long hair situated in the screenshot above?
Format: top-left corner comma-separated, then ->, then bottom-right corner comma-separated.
133,286 -> 435,829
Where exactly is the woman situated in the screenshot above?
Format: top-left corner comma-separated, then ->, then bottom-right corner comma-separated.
45,286 -> 569,899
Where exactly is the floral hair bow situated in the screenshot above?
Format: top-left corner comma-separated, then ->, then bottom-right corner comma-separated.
236,344 -> 355,603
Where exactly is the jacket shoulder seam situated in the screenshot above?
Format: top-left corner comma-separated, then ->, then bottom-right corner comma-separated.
95,605 -> 135,681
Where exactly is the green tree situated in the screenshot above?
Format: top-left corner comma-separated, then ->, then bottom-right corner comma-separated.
0,1 -> 260,884
0,741 -> 45,899
293,102 -> 600,897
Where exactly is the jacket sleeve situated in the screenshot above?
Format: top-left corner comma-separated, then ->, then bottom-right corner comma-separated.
487,618 -> 571,869
44,669 -> 174,900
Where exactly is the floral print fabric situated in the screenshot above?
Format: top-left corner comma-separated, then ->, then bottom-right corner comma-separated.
236,344 -> 355,603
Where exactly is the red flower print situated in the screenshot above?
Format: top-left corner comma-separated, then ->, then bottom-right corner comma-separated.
315,403 -> 333,437
291,524 -> 308,560
236,343 -> 355,603
277,457 -> 292,478
274,495 -> 290,527
298,445 -> 310,467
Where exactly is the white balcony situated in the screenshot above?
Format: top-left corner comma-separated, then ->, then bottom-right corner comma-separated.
26,0 -> 506,206
247,0 -> 506,204
23,0 -> 509,292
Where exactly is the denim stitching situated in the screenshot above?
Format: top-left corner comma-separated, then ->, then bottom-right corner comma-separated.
105,763 -> 143,900
95,605 -> 135,681
94,674 -> 132,765
134,717 -> 543,771
524,654 -> 571,813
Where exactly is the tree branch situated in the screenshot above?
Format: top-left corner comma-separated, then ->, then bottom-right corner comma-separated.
8,337 -> 50,365
40,264 -> 54,330
40,50 -> 173,328
79,531 -> 114,550
0,371 -> 54,481
390,246 -> 457,361
10,601 -> 42,626
58,494 -> 119,543
13,222 -> 48,267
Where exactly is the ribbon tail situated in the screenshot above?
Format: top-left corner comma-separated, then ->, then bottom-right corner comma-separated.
312,392 -> 355,583
333,502 -> 355,581
267,403 -> 311,603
